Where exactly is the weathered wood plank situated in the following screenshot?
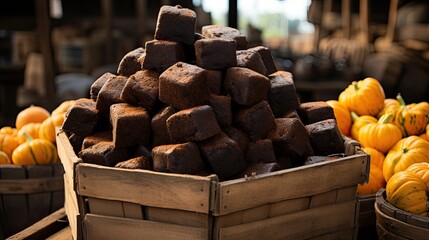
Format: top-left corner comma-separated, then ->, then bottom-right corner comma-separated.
64,175 -> 81,240
0,166 -> 28,237
83,213 -> 208,240
7,208 -> 68,240
77,163 -> 215,213
310,189 -> 337,208
56,129 -> 81,191
337,186 -> 357,203
27,165 -> 53,225
87,197 -> 124,218
146,207 -> 209,228
51,163 -> 65,213
217,200 -> 357,240
216,154 -> 368,215
122,202 -> 144,220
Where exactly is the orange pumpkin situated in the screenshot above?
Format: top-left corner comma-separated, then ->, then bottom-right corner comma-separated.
363,147 -> 385,170
0,133 -> 19,159
357,164 -> 385,195
358,114 -> 402,154
15,105 -> 50,130
350,112 -> 378,141
326,100 -> 351,136
16,123 -> 41,144
419,133 -> 429,141
383,136 -> 429,182
385,94 -> 429,137
12,132 -> 58,165
0,150 -> 11,165
377,98 -> 400,119
338,77 -> 385,116
406,162 -> 429,191
0,126 -> 17,136
51,100 -> 76,116
39,113 -> 65,142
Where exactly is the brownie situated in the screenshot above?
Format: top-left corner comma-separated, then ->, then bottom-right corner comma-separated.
268,71 -> 300,117
143,40 -> 185,72
62,98 -> 98,137
183,33 -> 204,63
117,47 -> 145,77
79,141 -> 130,167
306,119 -> 345,156
281,110 -> 300,119
68,133 -> 85,155
223,67 -> 270,107
236,50 -> 267,75
206,94 -> 232,128
82,131 -> 112,150
159,62 -> 209,110
120,70 -> 160,111
90,72 -> 115,101
195,38 -> 237,70
239,162 -> 281,178
152,142 -> 205,174
276,156 -> 294,169
304,154 -> 344,165
166,105 -> 221,143
96,75 -> 128,116
268,118 -> 313,166
206,70 -> 222,95
133,145 -> 152,159
110,103 -> 151,148
223,127 -> 249,152
151,106 -> 176,147
245,139 -> 276,165
248,46 -> 277,75
299,101 -> 335,125
199,132 -> 246,180
235,101 -> 276,141
201,25 -> 248,50
115,156 -> 152,170
154,5 -> 197,45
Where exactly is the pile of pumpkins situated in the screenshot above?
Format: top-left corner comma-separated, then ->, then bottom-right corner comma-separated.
0,100 -> 75,166
327,77 -> 429,216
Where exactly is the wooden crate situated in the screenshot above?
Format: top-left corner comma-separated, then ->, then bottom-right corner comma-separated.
0,163 -> 64,239
357,194 -> 377,239
375,189 -> 429,240
57,130 -> 370,240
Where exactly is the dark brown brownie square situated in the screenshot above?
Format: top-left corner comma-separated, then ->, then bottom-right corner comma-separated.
152,142 -> 205,174
120,70 -> 160,111
206,94 -> 232,128
202,25 -> 248,50
248,46 -> 278,75
306,119 -> 345,155
151,106 -> 176,147
117,47 -> 145,77
236,50 -> 267,75
235,101 -> 276,141
268,71 -> 300,117
79,141 -> 130,167
143,40 -> 185,72
62,98 -> 98,137
299,101 -> 335,125
195,38 -> 237,70
90,72 -> 115,101
96,75 -> 128,116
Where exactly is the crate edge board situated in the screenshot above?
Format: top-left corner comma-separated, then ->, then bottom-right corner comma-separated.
76,163 -> 215,214
214,154 -> 367,215
83,213 -> 208,240
375,202 -> 429,239
56,128 -> 82,192
216,200 -> 357,240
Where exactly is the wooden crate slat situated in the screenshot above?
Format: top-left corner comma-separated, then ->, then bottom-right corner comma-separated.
337,186 -> 358,203
83,213 -> 209,240
77,163 -> 215,213
51,163 -> 65,213
309,189 -> 337,208
122,202 -> 144,220
0,177 -> 64,194
216,200 -> 357,240
64,175 -> 81,240
310,228 -> 356,240
56,129 -> 81,191
216,154 -> 368,215
87,197 -> 124,218
146,206 -> 210,228
27,165 -> 53,226
268,196 -> 310,218
0,166 -> 28,237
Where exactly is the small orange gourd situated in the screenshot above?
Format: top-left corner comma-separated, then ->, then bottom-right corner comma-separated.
357,164 -> 385,195
15,105 -> 50,130
0,133 -> 19,159
363,147 -> 385,170
0,150 -> 11,165
16,123 -> 41,144
350,112 -> 377,141
338,77 -> 385,116
358,114 -> 402,154
386,171 -> 428,216
12,132 -> 58,165
377,98 -> 400,119
39,113 -> 65,142
383,136 -> 429,182
51,100 -> 76,116
406,162 -> 429,191
326,100 -> 351,136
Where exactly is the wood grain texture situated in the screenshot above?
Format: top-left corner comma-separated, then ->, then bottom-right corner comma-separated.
215,154 -> 368,215
77,164 -> 215,213
216,200 -> 357,240
84,213 -> 208,240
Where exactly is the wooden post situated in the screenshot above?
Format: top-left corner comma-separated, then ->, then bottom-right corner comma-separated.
360,0 -> 369,44
228,0 -> 238,29
35,0 -> 56,103
341,0 -> 351,39
385,0 -> 399,44
136,0 -> 147,45
101,0 -> 113,63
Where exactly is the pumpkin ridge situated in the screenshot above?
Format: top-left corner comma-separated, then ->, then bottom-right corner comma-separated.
28,142 -> 40,165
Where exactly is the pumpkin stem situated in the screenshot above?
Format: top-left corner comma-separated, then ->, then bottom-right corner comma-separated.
379,113 -> 393,124
22,131 -> 33,142
353,82 -> 359,91
396,93 -> 406,106
351,111 -> 360,122
403,148 -> 409,154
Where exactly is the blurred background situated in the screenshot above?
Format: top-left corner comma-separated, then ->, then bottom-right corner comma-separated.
1,0 -> 429,127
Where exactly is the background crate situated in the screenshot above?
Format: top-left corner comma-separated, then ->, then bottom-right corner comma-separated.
375,189 -> 429,240
0,163 -> 64,239
57,130 -> 369,240
357,194 -> 377,239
